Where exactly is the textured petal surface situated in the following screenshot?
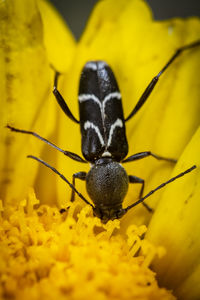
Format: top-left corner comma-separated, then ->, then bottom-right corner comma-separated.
38,0 -> 76,71
147,126 -> 200,299
0,0 -> 53,204
0,0 -> 76,205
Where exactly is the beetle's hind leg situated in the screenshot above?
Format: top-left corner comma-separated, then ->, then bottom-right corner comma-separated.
128,175 -> 153,213
125,40 -> 200,121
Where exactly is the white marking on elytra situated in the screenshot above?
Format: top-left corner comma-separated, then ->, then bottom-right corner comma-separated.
79,94 -> 100,107
84,62 -> 97,71
85,61 -> 107,71
107,119 -> 123,147
84,118 -> 123,149
84,121 -> 105,147
103,92 -> 121,108
80,92 -> 123,149
79,92 -> 121,120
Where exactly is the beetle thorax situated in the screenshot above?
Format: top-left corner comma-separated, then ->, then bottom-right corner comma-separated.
86,158 -> 129,221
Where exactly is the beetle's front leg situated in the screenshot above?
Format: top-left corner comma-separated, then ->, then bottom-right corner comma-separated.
71,172 -> 87,202
128,175 -> 153,212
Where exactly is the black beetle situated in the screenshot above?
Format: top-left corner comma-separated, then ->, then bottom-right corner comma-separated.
7,40 -> 199,222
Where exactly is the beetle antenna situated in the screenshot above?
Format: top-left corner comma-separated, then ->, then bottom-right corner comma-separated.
123,165 -> 196,214
27,155 -> 94,209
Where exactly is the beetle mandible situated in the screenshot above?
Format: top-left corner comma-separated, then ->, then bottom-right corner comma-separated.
7,40 -> 199,222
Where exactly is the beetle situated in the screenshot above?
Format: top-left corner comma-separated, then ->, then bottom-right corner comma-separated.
7,40 -> 199,222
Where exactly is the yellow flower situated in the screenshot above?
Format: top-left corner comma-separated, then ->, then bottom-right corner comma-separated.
0,0 -> 200,299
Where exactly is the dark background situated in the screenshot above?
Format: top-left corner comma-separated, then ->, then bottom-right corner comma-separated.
50,0 -> 200,39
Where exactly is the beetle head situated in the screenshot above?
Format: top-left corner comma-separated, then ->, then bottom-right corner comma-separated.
93,205 -> 127,223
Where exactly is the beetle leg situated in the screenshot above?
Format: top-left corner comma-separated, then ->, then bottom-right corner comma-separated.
7,125 -> 87,163
27,155 -> 93,208
125,40 -> 200,121
123,151 -> 176,163
124,165 -> 196,214
129,175 -> 153,212
71,171 -> 87,202
53,71 -> 79,124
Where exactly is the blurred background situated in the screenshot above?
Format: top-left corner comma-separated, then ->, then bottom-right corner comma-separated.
50,0 -> 200,39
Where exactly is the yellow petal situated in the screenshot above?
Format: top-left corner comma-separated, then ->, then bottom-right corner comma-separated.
0,0 -> 76,205
146,126 -> 200,298
175,263 -> 200,299
35,0 -> 77,204
38,0 -> 76,72
0,0 -> 53,204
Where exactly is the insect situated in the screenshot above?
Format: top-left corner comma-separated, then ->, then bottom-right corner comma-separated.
7,40 -> 199,222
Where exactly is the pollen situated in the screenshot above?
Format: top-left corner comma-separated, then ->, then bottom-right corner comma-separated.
0,191 -> 175,300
